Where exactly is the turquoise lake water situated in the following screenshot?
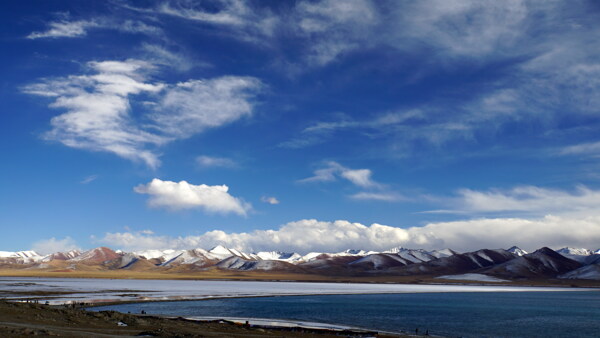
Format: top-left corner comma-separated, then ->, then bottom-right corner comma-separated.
92,291 -> 600,337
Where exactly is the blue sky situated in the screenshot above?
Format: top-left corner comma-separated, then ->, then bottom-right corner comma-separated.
2,0 -> 600,254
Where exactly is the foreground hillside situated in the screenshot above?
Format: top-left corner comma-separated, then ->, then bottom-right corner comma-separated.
0,301 -> 402,337
1,245 -> 600,285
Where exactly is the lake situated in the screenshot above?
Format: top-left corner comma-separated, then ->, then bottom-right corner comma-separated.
93,292 -> 600,338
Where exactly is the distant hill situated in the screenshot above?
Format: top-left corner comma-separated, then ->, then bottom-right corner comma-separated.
1,244 -> 599,281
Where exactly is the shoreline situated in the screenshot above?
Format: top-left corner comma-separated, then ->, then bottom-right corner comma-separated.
2,276 -> 598,336
4,280 -> 600,337
1,275 -> 598,307
0,301 -> 408,337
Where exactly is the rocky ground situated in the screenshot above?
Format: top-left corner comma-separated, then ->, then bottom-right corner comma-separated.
0,301 -> 407,337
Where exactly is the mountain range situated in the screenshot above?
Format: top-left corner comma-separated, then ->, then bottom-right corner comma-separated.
1,245 -> 600,281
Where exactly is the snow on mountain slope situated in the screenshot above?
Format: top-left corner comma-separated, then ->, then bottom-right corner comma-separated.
349,253 -> 411,270
255,251 -> 302,262
338,249 -> 376,256
557,247 -> 593,256
392,249 -> 516,276
104,253 -> 139,269
206,245 -> 257,260
160,249 -> 215,267
0,251 -> 44,264
299,249 -> 374,262
559,264 -> 600,280
507,246 -> 528,256
556,247 -> 594,263
69,247 -> 120,264
428,248 -> 459,258
216,256 -> 299,271
384,247 -> 436,263
484,247 -> 582,278
134,249 -> 177,260
0,251 -> 41,259
300,252 -> 327,262
42,250 -> 81,262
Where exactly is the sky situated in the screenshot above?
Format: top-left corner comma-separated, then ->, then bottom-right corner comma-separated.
2,0 -> 600,254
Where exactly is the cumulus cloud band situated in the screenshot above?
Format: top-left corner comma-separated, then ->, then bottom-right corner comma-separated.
97,215 -> 600,253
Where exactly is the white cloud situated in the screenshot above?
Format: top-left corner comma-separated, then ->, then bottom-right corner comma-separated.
27,18 -> 161,39
263,1 -> 600,155
146,0 -> 278,42
435,185 -> 600,216
134,178 -> 251,216
300,161 -> 382,188
27,20 -> 97,39
349,192 -> 405,202
292,0 -> 377,65
394,0 -> 529,58
152,77 -> 262,138
281,110 -> 447,150
559,141 -> 600,158
23,60 -> 261,168
23,59 -> 166,168
340,168 -> 378,188
140,43 -> 202,72
261,196 -> 280,205
80,175 -> 98,184
415,215 -> 600,253
196,155 -> 237,168
96,215 -> 600,253
31,237 -> 80,255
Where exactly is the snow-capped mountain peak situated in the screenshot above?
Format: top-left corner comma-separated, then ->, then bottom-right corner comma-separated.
507,246 -> 528,256
556,247 -> 593,256
255,251 -> 302,262
69,247 -> 120,264
428,248 -> 458,258
205,245 -> 257,260
0,250 -> 41,258
384,247 -> 438,263
134,249 -> 178,260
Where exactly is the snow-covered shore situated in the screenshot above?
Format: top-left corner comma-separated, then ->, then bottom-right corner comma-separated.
1,277 -> 596,305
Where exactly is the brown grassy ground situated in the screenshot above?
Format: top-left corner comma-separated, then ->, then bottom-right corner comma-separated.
0,269 -> 598,287
0,301 -> 408,337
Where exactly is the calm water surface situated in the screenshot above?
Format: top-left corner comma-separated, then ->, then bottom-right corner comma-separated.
93,291 -> 600,338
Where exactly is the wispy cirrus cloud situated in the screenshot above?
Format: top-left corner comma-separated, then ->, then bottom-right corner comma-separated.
280,110 -> 425,149
300,161 -> 382,189
559,141 -> 600,158
429,185 -> 600,217
27,20 -> 97,39
140,43 -> 206,72
300,161 -> 408,202
80,175 -> 99,184
27,17 -> 162,39
349,192 -> 405,202
152,77 -> 262,138
22,59 -> 166,168
196,155 -> 237,168
129,0 -> 279,43
261,196 -> 280,205
23,59 -> 262,168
